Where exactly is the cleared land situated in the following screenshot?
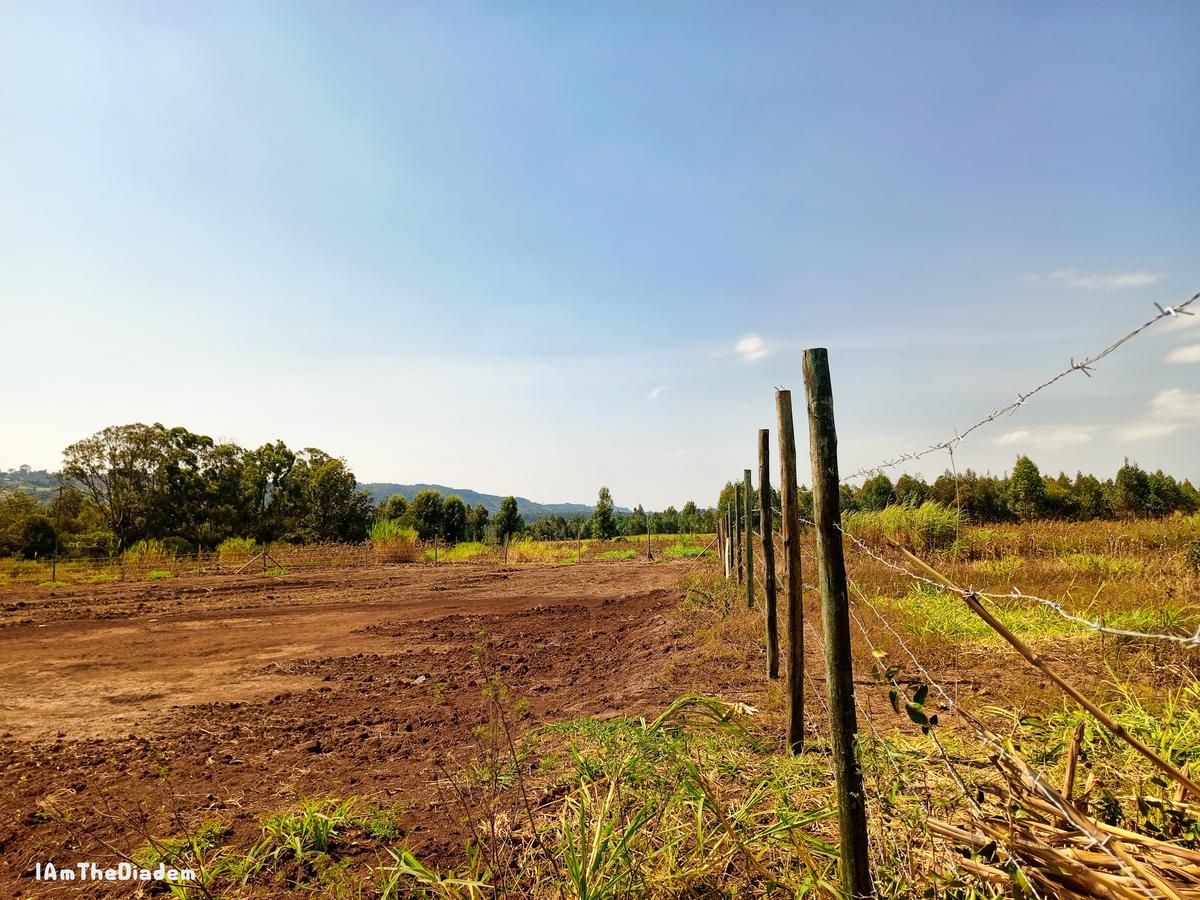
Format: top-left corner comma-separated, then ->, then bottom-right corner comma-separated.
2,520 -> 1197,897
0,559 -> 719,892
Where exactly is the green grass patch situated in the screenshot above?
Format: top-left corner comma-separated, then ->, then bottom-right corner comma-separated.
844,501 -> 960,552
146,569 -> 173,580
879,584 -> 1075,642
663,542 -> 710,559
37,580 -> 68,588
424,541 -> 489,563
596,549 -> 637,561
1060,552 -> 1145,578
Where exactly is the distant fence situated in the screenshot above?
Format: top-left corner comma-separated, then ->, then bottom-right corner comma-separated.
0,533 -> 716,587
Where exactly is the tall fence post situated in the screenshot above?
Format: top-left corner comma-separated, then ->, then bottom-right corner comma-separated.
777,390 -> 804,753
803,348 -> 874,899
734,482 -> 743,584
743,468 -> 754,608
758,430 -> 779,678
720,511 -> 729,580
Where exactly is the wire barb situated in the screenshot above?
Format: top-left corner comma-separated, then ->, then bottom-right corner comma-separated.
843,291 -> 1198,482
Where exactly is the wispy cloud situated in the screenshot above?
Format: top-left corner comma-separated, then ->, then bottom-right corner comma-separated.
1113,388 -> 1200,441
1050,270 -> 1163,291
1166,344 -> 1200,364
735,333 -> 769,362
647,385 -> 667,400
996,427 -> 1094,448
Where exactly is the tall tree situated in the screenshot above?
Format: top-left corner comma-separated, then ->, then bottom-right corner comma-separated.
409,490 -> 444,541
591,486 -> 617,540
493,496 -> 523,543
466,503 -> 489,541
1008,456 -> 1046,521
441,495 -> 468,543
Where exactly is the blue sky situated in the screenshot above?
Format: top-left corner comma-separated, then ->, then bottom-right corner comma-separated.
2,2 -> 1198,509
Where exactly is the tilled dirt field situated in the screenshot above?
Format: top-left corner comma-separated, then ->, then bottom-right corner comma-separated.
0,560 -> 714,896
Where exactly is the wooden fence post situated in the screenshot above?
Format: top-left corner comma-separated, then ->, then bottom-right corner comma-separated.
803,348 -> 873,899
758,429 -> 779,678
720,511 -> 729,580
646,519 -> 652,562
776,390 -> 804,753
734,482 -> 743,584
743,469 -> 754,608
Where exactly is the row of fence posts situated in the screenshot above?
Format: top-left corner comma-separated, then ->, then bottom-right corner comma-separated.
714,347 -> 873,899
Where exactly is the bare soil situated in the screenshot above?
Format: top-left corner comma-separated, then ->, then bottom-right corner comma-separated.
0,560 -> 708,896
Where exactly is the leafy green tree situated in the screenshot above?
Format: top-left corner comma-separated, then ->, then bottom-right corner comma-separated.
1111,459 -> 1151,518
466,503 -> 489,541
1008,456 -> 1046,521
859,475 -> 895,511
624,503 -> 647,538
493,496 -> 523,543
591,486 -> 618,540
19,515 -> 57,558
894,474 -> 929,506
409,490 -> 444,541
376,494 -> 409,522
1072,472 -> 1110,519
441,495 -> 468,543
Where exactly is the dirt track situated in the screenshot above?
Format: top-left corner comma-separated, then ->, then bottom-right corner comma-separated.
0,560 -> 702,895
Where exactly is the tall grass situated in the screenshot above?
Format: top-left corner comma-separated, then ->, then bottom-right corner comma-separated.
843,501 -> 960,552
369,520 -> 420,563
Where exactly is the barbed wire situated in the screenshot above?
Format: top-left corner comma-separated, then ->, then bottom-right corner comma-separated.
842,291 -> 1198,483
801,514 -> 1200,648
848,573 -> 1158,899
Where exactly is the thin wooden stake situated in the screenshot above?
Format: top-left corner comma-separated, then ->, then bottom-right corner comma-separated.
777,390 -> 804,753
803,348 -> 874,899
1064,721 -> 1085,801
759,430 -> 779,677
890,540 -> 1200,804
743,468 -> 754,609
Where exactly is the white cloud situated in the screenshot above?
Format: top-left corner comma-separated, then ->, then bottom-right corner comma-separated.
996,427 -> 1093,448
735,333 -> 769,362
647,385 -> 667,400
1113,388 -> 1200,441
1050,270 -> 1163,291
996,430 -> 1031,445
1150,388 -> 1200,421
1166,344 -> 1200,364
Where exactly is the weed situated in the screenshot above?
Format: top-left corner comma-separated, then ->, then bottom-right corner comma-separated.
147,569 -> 173,580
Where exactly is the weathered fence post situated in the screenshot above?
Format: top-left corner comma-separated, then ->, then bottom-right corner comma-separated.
743,469 -> 754,608
776,390 -> 804,753
646,520 -> 652,562
720,511 -> 729,580
734,482 -> 743,584
758,430 -> 779,678
803,348 -> 874,899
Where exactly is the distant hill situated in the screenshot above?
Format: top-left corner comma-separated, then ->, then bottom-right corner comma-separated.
2,468 -> 618,522
361,483 -> 626,521
0,467 -> 58,500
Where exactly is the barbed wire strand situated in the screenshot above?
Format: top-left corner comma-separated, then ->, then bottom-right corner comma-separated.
849,574 -> 1157,899
843,291 -> 1198,483
802,513 -> 1200,648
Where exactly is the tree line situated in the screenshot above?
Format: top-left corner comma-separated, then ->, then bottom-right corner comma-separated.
0,423 -> 717,559
715,455 -> 1199,525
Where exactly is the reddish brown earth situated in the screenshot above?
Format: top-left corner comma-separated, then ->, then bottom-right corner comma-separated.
0,560 -> 715,897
